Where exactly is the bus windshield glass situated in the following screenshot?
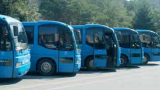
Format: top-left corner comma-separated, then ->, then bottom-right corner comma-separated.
152,34 -> 160,48
10,23 -> 28,50
115,31 -> 130,48
0,24 -> 12,51
74,29 -> 82,44
131,34 -> 141,49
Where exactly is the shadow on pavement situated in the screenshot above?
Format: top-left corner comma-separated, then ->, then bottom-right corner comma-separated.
0,78 -> 22,86
116,65 -> 140,70
22,72 -> 76,80
78,68 -> 116,74
23,69 -> 116,79
139,63 -> 159,67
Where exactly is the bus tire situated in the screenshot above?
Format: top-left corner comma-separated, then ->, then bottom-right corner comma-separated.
120,55 -> 128,67
37,59 -> 56,76
86,57 -> 96,70
143,54 -> 149,64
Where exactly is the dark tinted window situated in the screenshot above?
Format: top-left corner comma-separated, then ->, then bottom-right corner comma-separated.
24,26 -> 34,44
86,28 -> 106,49
38,24 -> 59,50
115,31 -> 130,48
131,34 -> 141,49
74,29 -> 82,44
0,24 -> 12,51
38,24 -> 74,51
59,27 -> 74,51
152,34 -> 160,48
139,33 -> 152,48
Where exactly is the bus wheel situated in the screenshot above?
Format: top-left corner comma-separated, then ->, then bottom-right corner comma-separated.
86,57 -> 96,70
37,59 -> 56,76
120,55 -> 128,67
143,54 -> 149,64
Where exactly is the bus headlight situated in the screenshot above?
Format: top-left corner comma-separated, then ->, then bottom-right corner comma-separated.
16,63 -> 22,68
22,59 -> 29,64
76,60 -> 81,64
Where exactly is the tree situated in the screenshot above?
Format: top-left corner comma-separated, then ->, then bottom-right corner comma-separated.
0,0 -> 40,21
133,0 -> 154,30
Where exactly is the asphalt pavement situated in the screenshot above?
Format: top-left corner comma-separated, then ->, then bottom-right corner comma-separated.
0,62 -> 160,90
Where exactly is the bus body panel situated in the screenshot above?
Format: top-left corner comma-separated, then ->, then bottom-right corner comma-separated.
121,48 -> 130,61
114,28 -> 144,65
0,51 -> 13,78
23,21 -> 81,73
0,15 -> 30,78
137,30 -> 160,61
73,25 -> 120,68
151,48 -> 160,61
130,49 -> 142,64
13,49 -> 31,77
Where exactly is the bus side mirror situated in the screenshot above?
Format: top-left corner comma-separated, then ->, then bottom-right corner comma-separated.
13,26 -> 18,36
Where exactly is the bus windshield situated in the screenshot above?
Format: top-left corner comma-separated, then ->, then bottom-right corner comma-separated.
74,29 -> 82,44
10,23 -> 28,50
131,34 -> 141,49
152,34 -> 160,48
0,24 -> 12,51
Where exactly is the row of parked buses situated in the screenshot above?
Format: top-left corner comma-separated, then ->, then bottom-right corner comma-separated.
0,15 -> 160,78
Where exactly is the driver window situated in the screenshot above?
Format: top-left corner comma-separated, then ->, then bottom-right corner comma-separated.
59,26 -> 74,51
38,24 -> 59,50
86,28 -> 105,49
139,33 -> 152,48
0,24 -> 12,51
152,34 -> 160,48
131,34 -> 141,49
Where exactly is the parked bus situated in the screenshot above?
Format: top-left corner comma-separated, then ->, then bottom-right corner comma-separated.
137,30 -> 160,64
72,24 -> 121,70
114,28 -> 144,66
0,15 -> 30,78
23,21 -> 81,75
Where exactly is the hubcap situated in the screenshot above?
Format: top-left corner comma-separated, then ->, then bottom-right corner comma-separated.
89,59 -> 95,69
41,62 -> 52,73
143,56 -> 147,63
120,58 -> 125,65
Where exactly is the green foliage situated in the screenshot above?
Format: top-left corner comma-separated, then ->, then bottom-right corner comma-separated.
1,0 -> 160,32
40,0 -> 133,27
0,0 -> 40,21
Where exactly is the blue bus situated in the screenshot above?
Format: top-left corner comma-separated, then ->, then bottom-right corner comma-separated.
23,21 -> 81,75
73,24 -> 121,70
137,30 -> 160,64
0,15 -> 30,78
114,28 -> 144,66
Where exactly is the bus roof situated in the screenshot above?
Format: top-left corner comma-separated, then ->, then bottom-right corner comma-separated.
72,24 -> 113,31
23,20 -> 70,27
113,27 -> 138,33
136,29 -> 158,34
0,14 -> 21,23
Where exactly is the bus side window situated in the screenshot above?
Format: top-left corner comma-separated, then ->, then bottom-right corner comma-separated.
0,25 -> 12,51
38,24 -> 59,50
24,26 -> 34,44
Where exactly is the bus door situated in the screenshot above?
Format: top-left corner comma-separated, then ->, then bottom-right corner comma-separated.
105,34 -> 117,67
93,31 -> 107,68
130,34 -> 142,64
0,23 -> 13,78
151,34 -> 160,61
58,28 -> 75,72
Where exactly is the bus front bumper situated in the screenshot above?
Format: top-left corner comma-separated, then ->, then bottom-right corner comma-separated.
14,62 -> 31,78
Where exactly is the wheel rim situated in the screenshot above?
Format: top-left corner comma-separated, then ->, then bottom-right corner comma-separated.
120,58 -> 125,65
89,59 -> 95,69
41,62 -> 52,73
143,56 -> 148,63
